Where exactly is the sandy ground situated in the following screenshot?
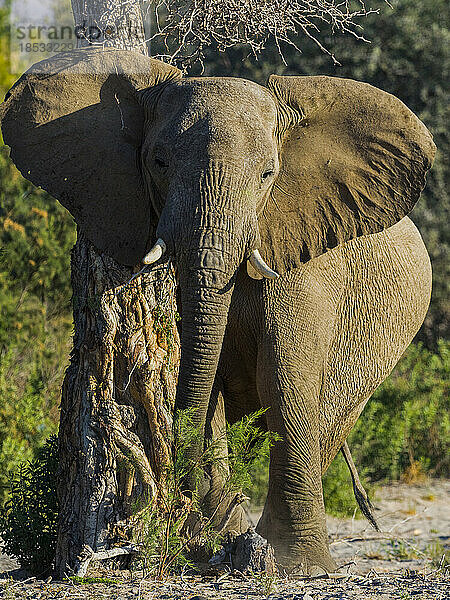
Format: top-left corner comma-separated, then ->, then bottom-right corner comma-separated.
0,480 -> 448,599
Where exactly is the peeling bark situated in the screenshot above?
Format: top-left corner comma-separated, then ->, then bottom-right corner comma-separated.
55,237 -> 179,573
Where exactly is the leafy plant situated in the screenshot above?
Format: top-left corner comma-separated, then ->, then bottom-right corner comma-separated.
0,408 -> 277,578
0,436 -> 59,576
134,408 -> 279,578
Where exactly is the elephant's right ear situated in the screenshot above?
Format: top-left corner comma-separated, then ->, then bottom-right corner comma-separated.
0,47 -> 182,265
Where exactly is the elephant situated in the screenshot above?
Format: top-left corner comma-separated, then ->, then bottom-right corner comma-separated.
1,47 -> 435,574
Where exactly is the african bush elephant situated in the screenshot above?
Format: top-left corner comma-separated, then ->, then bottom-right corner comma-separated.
1,48 -> 435,573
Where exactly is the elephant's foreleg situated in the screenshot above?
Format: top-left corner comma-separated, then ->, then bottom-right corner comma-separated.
202,381 -> 248,534
255,344 -> 336,573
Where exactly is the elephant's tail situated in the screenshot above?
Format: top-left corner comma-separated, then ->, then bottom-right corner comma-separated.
341,441 -> 380,532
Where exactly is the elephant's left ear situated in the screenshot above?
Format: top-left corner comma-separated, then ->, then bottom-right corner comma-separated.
259,75 -> 436,273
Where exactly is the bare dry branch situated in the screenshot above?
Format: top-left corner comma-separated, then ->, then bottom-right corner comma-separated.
143,0 -> 386,69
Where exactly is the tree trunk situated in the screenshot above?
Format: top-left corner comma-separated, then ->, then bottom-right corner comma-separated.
55,1 -> 179,577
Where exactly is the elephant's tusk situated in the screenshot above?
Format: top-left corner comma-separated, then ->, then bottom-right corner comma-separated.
142,238 -> 166,265
248,249 -> 279,279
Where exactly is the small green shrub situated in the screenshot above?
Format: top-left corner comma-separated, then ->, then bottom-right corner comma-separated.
350,341 -> 449,481
0,435 -> 59,576
135,408 -> 279,578
0,413 -> 277,579
0,350 -> 63,505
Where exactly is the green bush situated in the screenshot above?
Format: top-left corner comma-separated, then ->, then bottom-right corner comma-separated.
136,409 -> 279,577
351,341 -> 449,481
0,351 -> 60,504
0,413 -> 277,578
0,435 -> 59,576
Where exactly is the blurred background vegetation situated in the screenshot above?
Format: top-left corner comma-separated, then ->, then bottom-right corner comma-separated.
0,0 -> 448,514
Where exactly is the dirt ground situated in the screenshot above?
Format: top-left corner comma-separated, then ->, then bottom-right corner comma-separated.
0,480 -> 448,599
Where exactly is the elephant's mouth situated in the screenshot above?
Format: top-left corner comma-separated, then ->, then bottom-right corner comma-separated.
143,237 -> 279,280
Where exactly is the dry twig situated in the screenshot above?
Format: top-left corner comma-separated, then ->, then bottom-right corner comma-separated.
143,0 -> 386,69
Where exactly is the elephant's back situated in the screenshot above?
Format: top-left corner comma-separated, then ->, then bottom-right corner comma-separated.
318,216 -> 431,469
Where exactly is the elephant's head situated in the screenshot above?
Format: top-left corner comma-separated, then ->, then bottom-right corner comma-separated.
1,48 -> 435,453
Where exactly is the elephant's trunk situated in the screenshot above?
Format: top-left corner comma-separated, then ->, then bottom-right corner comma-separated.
174,230 -> 244,429
176,285 -> 233,424
152,173 -> 255,470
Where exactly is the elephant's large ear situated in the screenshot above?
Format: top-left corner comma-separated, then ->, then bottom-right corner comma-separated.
259,75 -> 435,273
0,47 -> 181,265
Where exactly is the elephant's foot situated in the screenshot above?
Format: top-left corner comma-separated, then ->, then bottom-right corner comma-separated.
257,510 -> 337,574
218,503 -> 248,536
202,489 -> 249,537
272,539 -> 337,575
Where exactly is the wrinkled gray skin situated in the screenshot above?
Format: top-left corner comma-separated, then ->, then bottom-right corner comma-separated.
144,79 -> 432,572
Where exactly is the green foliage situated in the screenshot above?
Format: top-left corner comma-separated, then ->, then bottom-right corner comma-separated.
0,350 -> 60,504
240,443 -> 270,508
226,410 -> 280,496
135,408 -> 278,578
0,4 -> 17,109
350,341 -> 449,481
0,436 -> 59,576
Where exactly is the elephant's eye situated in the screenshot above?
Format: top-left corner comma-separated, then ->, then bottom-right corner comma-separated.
155,157 -> 168,170
261,169 -> 275,182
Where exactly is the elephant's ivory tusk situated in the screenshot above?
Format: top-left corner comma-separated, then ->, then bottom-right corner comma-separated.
248,249 -> 279,279
142,238 -> 166,265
